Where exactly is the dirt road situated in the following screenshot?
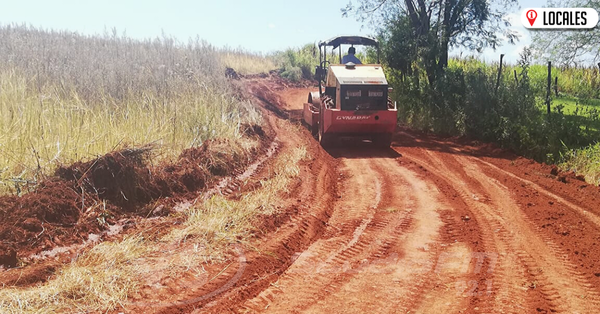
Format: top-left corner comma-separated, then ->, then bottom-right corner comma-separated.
8,75 -> 590,314
205,76 -> 600,314
3,75 -> 599,313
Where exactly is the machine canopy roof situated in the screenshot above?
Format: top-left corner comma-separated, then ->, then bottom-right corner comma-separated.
328,65 -> 388,86
319,36 -> 379,49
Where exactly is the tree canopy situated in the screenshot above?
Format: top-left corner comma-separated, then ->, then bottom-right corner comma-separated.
343,0 -> 519,83
531,0 -> 600,66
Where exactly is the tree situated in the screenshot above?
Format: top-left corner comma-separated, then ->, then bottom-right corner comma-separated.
343,0 -> 518,84
531,0 -> 600,66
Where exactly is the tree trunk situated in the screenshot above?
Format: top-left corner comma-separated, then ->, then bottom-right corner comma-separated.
495,54 -> 505,92
405,0 -> 437,84
546,61 -> 552,115
439,0 -> 453,71
439,39 -> 449,70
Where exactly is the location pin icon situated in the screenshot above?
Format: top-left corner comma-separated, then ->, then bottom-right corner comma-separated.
527,10 -> 538,26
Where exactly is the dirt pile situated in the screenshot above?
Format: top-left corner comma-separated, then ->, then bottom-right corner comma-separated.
55,147 -> 155,210
0,129 -> 267,268
225,67 -> 240,80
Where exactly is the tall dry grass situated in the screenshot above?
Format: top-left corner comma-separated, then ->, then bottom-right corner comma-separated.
0,24 -> 261,194
219,48 -> 278,75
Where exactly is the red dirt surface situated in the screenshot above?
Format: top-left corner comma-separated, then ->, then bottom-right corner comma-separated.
145,76 -> 600,314
4,74 -> 600,314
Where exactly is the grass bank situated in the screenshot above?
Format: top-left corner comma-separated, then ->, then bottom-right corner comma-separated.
561,143 -> 600,185
0,24 -> 262,194
0,139 -> 309,313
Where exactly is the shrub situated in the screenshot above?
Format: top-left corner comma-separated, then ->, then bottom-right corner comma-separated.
388,48 -> 596,162
280,66 -> 303,81
273,44 -> 320,81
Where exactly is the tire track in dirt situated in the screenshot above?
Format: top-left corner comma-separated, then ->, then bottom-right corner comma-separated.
400,146 -> 600,313
413,150 -> 532,313
469,156 -> 600,309
235,84 -> 477,313
301,156 -> 451,314
473,157 -> 600,229
240,157 -> 390,312
460,157 -> 600,313
240,148 -> 478,313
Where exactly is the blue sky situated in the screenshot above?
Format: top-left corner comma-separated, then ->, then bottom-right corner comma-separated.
0,0 -> 551,63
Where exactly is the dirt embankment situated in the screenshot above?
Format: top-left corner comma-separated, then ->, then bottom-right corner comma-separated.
0,124 -> 269,272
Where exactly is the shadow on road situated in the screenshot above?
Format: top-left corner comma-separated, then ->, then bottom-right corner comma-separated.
392,128 -> 517,161
324,141 -> 401,159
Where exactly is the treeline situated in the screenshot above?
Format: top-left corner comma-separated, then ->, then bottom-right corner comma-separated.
387,48 -> 598,162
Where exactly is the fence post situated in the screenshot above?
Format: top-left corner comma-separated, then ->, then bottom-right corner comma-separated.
598,62 -> 600,72
554,76 -> 559,97
546,61 -> 552,115
514,69 -> 518,85
496,54 -> 505,92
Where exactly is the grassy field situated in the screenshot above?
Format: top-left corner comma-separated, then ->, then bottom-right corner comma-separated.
553,96 -> 600,113
0,25 -> 277,195
527,64 -> 600,99
552,96 -> 600,131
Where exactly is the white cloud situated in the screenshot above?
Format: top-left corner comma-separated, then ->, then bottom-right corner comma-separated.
268,23 -> 276,29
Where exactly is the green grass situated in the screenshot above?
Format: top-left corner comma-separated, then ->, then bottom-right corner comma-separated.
549,96 -> 600,132
527,64 -> 600,99
553,96 -> 600,112
451,58 -> 600,98
450,57 -> 600,181
561,142 -> 600,185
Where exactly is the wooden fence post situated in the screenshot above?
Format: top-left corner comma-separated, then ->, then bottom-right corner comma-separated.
546,61 -> 552,115
496,54 -> 505,92
514,70 -> 518,85
554,76 -> 559,97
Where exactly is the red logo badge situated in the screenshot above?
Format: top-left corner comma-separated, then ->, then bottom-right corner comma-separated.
526,10 -> 538,26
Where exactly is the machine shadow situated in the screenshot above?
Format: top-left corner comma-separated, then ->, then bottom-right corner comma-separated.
324,140 -> 401,159
392,129 -> 517,161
